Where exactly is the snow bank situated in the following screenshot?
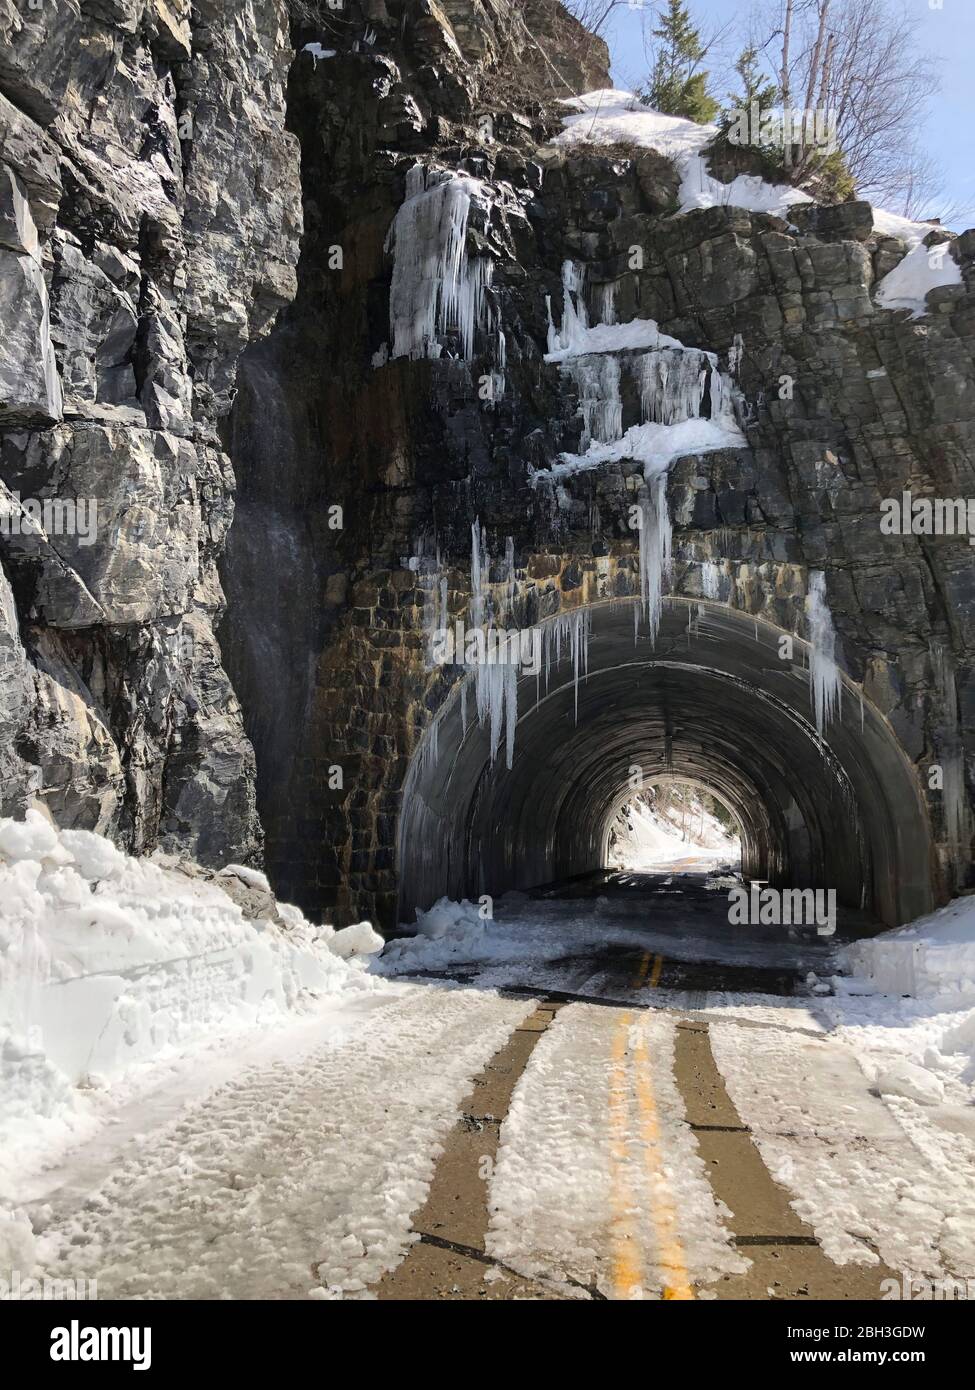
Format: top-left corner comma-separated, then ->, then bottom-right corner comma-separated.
545,316 -> 684,363
377,897 -> 489,973
609,791 -> 739,872
0,812 -> 383,1178
554,91 -> 812,219
875,240 -> 962,318
841,894 -> 975,1001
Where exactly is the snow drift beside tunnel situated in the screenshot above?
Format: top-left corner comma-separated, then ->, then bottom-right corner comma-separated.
0,811 -> 385,1181
841,894 -> 975,1001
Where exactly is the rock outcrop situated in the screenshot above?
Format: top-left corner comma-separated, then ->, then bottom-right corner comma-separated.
0,0 -> 302,863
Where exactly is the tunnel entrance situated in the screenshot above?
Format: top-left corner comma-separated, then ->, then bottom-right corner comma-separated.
398,597 -> 934,930
606,780 -> 742,874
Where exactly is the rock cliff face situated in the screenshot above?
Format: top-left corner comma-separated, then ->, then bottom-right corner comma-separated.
0,0 -> 301,862
2,1 -> 973,929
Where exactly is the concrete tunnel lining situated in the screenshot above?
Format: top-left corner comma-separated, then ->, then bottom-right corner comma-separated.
397,598 -> 934,929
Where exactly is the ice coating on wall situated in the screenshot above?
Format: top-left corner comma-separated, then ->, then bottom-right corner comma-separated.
701,560 -> 721,598
543,264 -> 741,479
539,266 -> 740,646
562,353 -> 623,450
384,167 -> 493,361
805,570 -> 842,737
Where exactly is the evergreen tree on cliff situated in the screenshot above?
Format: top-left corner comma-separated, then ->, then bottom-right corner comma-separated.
641,0 -> 718,124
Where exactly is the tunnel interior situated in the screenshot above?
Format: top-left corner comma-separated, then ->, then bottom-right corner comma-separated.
398,599 -> 935,929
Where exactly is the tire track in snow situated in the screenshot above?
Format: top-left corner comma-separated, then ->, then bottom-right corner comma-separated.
32,984 -> 535,1299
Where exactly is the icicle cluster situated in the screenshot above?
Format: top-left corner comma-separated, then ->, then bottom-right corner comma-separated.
469,521 -> 518,769
383,167 -> 493,361
546,259 -> 590,355
460,523 -> 594,768
538,609 -> 592,721
805,570 -> 842,736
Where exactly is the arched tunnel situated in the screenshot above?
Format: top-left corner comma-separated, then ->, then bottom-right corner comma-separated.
398,598 -> 935,929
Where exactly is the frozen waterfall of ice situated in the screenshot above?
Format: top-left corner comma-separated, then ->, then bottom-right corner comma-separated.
384,167 -> 493,361
805,570 -> 842,736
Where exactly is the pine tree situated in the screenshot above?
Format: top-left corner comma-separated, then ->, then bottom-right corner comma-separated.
720,46 -> 781,157
640,0 -> 719,124
726,46 -> 779,117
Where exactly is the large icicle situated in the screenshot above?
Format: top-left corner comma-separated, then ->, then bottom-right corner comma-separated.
384,167 -> 493,361
805,570 -> 842,736
636,476 -> 673,644
468,521 -> 520,769
546,259 -> 590,355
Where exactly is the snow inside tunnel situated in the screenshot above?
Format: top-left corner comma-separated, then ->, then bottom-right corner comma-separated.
397,598 -> 934,930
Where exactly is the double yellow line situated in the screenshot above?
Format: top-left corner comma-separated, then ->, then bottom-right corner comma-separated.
605,952 -> 693,1300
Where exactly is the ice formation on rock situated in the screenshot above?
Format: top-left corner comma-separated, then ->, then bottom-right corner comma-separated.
805,570 -> 842,736
384,167 -> 493,361
636,479 -> 673,644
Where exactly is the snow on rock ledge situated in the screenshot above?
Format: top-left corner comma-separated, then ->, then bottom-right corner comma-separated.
0,811 -> 384,1160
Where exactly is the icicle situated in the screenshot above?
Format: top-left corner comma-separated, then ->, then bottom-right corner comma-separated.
547,259 -> 589,355
637,349 -> 706,425
728,332 -> 745,377
384,168 -> 493,361
805,570 -> 842,736
637,475 -> 672,645
701,560 -> 721,598
597,281 -> 617,325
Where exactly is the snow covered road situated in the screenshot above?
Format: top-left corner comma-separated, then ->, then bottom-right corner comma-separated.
6,868 -> 975,1302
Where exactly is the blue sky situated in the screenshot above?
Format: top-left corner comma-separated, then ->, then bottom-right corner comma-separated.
599,0 -> 973,227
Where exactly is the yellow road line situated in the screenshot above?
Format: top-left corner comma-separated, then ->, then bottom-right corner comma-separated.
631,951 -> 664,990
633,1018 -> 694,1301
608,1012 -> 642,1299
